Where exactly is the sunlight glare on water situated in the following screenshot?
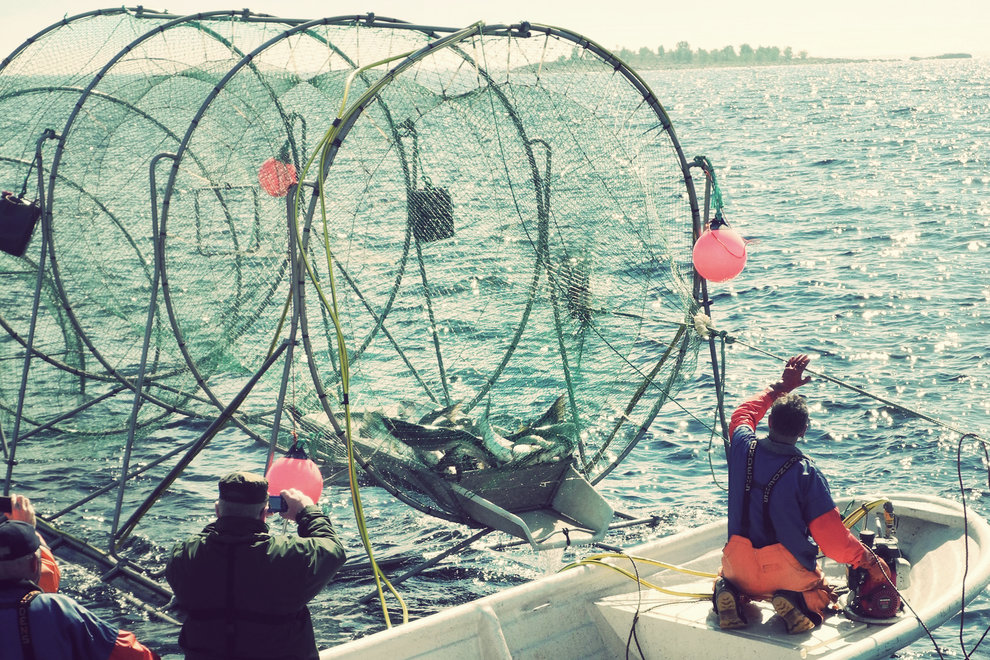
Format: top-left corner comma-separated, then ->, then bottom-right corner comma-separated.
5,53 -> 989,659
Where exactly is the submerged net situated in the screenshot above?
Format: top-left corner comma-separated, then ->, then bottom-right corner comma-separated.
0,8 -> 705,543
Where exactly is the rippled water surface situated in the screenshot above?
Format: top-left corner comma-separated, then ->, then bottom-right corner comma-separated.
16,58 -> 990,658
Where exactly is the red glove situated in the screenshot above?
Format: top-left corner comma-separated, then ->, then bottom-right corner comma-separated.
863,554 -> 892,585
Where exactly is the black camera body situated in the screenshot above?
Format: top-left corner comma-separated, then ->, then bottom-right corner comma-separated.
268,494 -> 286,513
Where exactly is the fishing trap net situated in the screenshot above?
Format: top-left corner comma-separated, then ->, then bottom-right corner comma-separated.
0,8 -> 709,549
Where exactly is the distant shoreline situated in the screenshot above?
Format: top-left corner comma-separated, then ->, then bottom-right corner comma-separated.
636,53 -> 973,70
909,53 -> 973,61
550,50 -> 974,71
633,57 -> 868,70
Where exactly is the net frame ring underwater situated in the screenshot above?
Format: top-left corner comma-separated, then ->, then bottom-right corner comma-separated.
0,8 -> 727,556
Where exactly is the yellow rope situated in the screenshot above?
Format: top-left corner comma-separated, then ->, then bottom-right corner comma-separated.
554,503 -> 895,603
559,551 -> 717,600
842,499 -> 890,529
286,47 -> 427,629
277,23 -> 516,628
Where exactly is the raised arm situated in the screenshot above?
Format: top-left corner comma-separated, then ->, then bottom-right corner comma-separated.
729,354 -> 812,437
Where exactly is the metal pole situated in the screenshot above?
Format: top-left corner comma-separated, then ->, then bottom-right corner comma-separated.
353,528 -> 492,606
688,158 -> 730,443
112,338 -> 291,550
110,152 -> 175,543
4,130 -> 57,494
12,386 -> 128,442
48,437 -> 197,520
266,184 -> 302,469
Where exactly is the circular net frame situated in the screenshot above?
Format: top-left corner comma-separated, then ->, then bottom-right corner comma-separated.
1,12 -> 704,535
169,24 -> 704,522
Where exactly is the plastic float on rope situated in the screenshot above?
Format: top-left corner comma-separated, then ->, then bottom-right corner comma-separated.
266,440 -> 324,504
258,157 -> 298,197
692,213 -> 747,282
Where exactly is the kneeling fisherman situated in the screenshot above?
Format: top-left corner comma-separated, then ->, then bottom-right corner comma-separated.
714,355 -> 891,633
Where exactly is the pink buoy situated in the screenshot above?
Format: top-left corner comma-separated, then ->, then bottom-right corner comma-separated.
692,222 -> 747,282
266,443 -> 323,503
258,158 -> 298,197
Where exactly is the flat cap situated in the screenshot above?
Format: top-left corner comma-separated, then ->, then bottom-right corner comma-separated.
218,471 -> 268,504
0,519 -> 40,561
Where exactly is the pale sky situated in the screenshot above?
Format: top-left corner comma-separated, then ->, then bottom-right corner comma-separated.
2,1 -> 988,61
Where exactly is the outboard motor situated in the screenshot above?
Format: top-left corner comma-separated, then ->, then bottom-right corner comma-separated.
846,507 -> 910,620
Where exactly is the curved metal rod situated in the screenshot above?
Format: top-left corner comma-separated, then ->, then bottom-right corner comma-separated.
317,23 -> 700,488
4,131 -> 56,493
152,16 -> 414,438
0,7 -> 174,73
110,152 -> 177,543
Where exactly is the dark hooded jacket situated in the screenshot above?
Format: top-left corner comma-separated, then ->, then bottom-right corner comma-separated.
165,505 -> 345,660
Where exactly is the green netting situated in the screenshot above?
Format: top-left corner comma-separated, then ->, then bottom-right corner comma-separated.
0,9 -> 178,435
1,9 -> 705,541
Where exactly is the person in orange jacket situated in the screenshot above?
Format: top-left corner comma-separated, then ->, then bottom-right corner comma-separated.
714,355 -> 892,633
0,518 -> 161,659
3,492 -> 59,592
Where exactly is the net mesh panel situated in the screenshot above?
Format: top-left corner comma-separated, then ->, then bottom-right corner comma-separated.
1,12 -> 703,541
220,28 -> 700,522
0,10 -> 309,543
162,23 -> 434,435
0,10 -> 173,437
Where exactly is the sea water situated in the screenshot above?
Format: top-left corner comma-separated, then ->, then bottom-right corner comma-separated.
19,58 -> 990,658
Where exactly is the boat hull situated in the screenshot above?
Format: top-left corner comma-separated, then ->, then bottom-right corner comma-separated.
320,493 -> 990,659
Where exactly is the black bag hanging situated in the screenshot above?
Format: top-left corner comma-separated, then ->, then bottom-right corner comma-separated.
409,182 -> 454,243
0,191 -> 42,257
2,149 -> 44,258
403,120 -> 454,244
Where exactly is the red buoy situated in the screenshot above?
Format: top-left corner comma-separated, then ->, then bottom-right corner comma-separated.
258,158 -> 298,197
692,219 -> 747,282
266,443 -> 323,503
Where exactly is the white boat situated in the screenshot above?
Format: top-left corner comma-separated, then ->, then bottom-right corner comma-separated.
320,493 -> 990,660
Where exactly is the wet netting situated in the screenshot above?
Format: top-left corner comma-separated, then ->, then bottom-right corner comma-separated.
0,8 -> 708,554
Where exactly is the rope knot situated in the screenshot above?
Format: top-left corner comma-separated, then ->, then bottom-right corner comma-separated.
692,312 -> 735,343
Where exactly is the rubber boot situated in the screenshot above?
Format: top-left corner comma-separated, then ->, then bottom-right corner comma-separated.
713,577 -> 747,629
771,590 -> 818,634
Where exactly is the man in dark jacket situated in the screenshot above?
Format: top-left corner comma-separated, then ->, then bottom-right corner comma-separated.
166,471 -> 346,659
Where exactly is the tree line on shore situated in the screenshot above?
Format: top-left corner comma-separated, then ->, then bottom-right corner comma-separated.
577,42 -> 815,68
582,43 -> 972,68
